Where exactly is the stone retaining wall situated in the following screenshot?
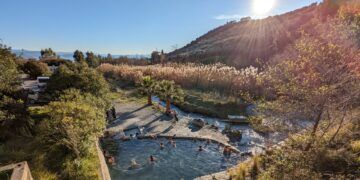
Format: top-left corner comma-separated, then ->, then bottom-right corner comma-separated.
96,141 -> 111,180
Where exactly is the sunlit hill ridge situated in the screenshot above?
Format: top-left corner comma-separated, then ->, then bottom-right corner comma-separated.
168,1 -> 344,68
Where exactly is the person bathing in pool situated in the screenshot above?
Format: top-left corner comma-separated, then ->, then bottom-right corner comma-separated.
204,139 -> 212,147
149,155 -> 157,163
107,156 -> 116,166
129,159 -> 141,169
198,145 -> 204,152
168,139 -> 176,147
223,146 -> 232,157
160,142 -> 165,150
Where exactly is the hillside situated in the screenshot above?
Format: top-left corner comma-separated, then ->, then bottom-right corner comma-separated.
168,2 -> 324,68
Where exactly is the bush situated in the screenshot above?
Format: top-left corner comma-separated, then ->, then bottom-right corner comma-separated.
23,60 -> 50,79
0,44 -> 19,93
41,89 -> 106,158
62,148 -> 100,179
46,63 -> 111,105
0,95 -> 33,140
36,89 -> 106,179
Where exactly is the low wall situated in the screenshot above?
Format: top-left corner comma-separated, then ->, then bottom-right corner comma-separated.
96,141 -> 111,180
0,161 -> 33,180
195,170 -> 230,180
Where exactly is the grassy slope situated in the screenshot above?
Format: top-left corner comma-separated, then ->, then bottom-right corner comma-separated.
168,3 -> 319,68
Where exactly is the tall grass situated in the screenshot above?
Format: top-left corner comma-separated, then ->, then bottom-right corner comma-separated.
98,63 -> 270,98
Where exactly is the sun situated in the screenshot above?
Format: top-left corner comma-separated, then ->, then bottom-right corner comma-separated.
252,0 -> 276,15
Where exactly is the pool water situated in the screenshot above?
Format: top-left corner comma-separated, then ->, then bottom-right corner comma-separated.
109,139 -> 244,180
107,97 -> 266,179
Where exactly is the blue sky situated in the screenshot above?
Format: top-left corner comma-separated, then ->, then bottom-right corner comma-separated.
0,0 -> 321,54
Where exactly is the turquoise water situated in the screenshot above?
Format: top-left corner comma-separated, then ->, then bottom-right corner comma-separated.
109,139 -> 244,180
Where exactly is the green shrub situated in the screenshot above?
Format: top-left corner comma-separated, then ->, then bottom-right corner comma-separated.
62,147 -> 100,179
23,60 -> 51,79
350,140 -> 360,153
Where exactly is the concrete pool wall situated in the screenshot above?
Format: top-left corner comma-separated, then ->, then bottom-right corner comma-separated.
96,141 -> 111,180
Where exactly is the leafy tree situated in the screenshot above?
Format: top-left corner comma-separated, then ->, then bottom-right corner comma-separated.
264,35 -> 359,149
106,53 -> 112,61
40,48 -> 56,59
150,50 -> 166,65
23,60 -> 50,79
160,50 -> 166,66
338,1 -> 360,46
0,96 -> 33,140
85,51 -> 100,68
0,44 -> 19,94
0,44 -> 32,139
139,76 -> 156,105
46,63 -> 111,105
73,50 -> 85,64
150,51 -> 160,64
40,58 -> 71,66
155,80 -> 183,113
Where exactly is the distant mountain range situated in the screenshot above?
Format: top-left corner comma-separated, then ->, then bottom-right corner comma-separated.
12,49 -> 149,60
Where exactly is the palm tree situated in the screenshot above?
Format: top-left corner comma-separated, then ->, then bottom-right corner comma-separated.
139,76 -> 156,105
155,80 -> 184,113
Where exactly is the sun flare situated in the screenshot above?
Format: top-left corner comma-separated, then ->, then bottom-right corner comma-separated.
252,0 -> 276,15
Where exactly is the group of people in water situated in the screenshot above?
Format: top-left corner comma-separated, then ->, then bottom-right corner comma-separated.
160,137 -> 177,149
157,136 -> 232,152
128,155 -> 156,169
105,131 -> 236,169
125,137 -> 235,170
